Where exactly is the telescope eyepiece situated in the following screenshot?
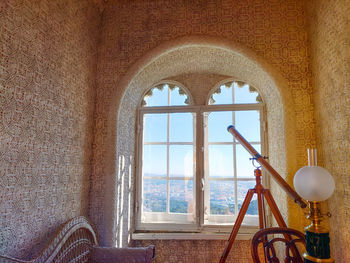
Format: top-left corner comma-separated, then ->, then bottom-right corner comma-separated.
227,125 -> 235,132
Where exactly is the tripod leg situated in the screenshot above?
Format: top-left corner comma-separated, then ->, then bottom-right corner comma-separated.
257,191 -> 265,229
263,189 -> 287,228
263,189 -> 303,261
257,190 -> 268,261
219,189 -> 255,263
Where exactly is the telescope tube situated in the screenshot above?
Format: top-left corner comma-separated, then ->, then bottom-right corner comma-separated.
227,125 -> 307,209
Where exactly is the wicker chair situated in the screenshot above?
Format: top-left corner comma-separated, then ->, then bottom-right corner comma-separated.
0,217 -> 155,263
251,227 -> 306,263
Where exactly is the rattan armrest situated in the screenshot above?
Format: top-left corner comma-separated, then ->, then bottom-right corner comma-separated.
0,255 -> 29,263
90,245 -> 155,263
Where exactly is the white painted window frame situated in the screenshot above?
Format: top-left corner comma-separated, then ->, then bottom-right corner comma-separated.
135,83 -> 268,234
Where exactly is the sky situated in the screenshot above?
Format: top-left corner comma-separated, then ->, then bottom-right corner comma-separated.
142,83 -> 262,178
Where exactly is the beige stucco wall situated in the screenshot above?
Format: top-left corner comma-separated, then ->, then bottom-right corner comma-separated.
307,0 -> 350,261
0,0 -> 100,258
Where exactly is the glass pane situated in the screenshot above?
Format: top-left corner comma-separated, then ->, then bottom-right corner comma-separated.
209,85 -> 233,105
235,110 -> 260,142
236,144 -> 261,178
234,82 -> 260,104
144,85 -> 168,106
207,111 -> 234,142
169,145 -> 193,177
144,113 -> 167,142
143,145 -> 167,177
143,179 -> 167,212
209,181 -> 235,215
237,181 -> 258,215
170,180 -> 193,213
169,113 -> 194,142
208,145 -> 233,178
170,86 -> 189,106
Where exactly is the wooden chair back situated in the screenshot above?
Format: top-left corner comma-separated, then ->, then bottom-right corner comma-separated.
251,227 -> 306,263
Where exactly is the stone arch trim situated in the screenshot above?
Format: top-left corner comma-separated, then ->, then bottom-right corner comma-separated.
94,36 -> 298,246
206,77 -> 265,105
139,80 -> 194,107
115,35 -> 294,114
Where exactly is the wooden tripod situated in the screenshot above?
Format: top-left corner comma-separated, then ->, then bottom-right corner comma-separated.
219,126 -> 307,262
219,168 -> 289,263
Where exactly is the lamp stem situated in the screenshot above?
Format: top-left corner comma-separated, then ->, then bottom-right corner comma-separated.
307,148 -> 317,166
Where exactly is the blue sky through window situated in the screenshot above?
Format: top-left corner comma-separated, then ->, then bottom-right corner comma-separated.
170,113 -> 193,142
169,145 -> 193,177
209,82 -> 261,105
143,84 -> 189,107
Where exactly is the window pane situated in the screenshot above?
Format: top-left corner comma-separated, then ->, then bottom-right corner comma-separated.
207,111 -> 234,142
170,86 -> 189,106
209,180 -> 235,215
235,110 -> 260,142
144,85 -> 168,106
234,82 -> 260,104
237,181 -> 258,215
169,145 -> 193,177
170,180 -> 193,213
143,179 -> 167,212
209,85 -> 233,105
144,113 -> 167,142
236,144 -> 261,178
208,145 -> 233,178
169,112 -> 194,142
143,145 -> 167,177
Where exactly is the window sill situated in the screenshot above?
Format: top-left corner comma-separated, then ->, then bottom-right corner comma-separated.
132,232 -> 254,240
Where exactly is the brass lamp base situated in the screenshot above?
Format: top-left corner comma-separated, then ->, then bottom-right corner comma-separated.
303,253 -> 334,263
303,201 -> 334,263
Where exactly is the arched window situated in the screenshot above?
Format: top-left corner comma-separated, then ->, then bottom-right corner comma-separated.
136,80 -> 265,231
203,80 -> 263,226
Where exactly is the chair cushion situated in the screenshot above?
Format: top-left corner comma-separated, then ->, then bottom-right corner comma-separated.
90,245 -> 155,263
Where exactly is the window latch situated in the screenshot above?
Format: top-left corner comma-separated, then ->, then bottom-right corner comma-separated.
201,178 -> 205,191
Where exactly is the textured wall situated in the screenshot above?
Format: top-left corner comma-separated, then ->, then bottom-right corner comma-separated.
90,0 -> 314,261
307,0 -> 350,261
0,0 -> 100,258
132,240 -> 253,263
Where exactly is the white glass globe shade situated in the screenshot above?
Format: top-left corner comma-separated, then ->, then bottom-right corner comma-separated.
293,166 -> 335,201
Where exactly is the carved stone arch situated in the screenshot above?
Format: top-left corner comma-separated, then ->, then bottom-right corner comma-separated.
206,78 -> 265,105
139,80 -> 194,107
99,36 -> 298,247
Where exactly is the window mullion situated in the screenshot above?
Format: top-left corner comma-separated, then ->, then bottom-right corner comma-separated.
203,112 -> 210,225
232,89 -> 239,217
166,88 -> 171,214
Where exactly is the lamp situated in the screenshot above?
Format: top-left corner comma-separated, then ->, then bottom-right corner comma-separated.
293,149 -> 335,263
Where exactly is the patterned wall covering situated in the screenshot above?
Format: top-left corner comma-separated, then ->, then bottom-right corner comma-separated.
90,0 -> 314,261
0,0 -> 100,258
132,240 -> 253,263
307,0 -> 350,261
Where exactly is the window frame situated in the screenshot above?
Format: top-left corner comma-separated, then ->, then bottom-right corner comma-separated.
135,81 -> 268,234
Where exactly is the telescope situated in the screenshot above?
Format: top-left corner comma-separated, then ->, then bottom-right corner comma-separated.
220,125 -> 307,263
227,125 -> 307,209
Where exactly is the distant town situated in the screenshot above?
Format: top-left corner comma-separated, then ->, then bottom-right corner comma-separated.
143,176 -> 258,215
